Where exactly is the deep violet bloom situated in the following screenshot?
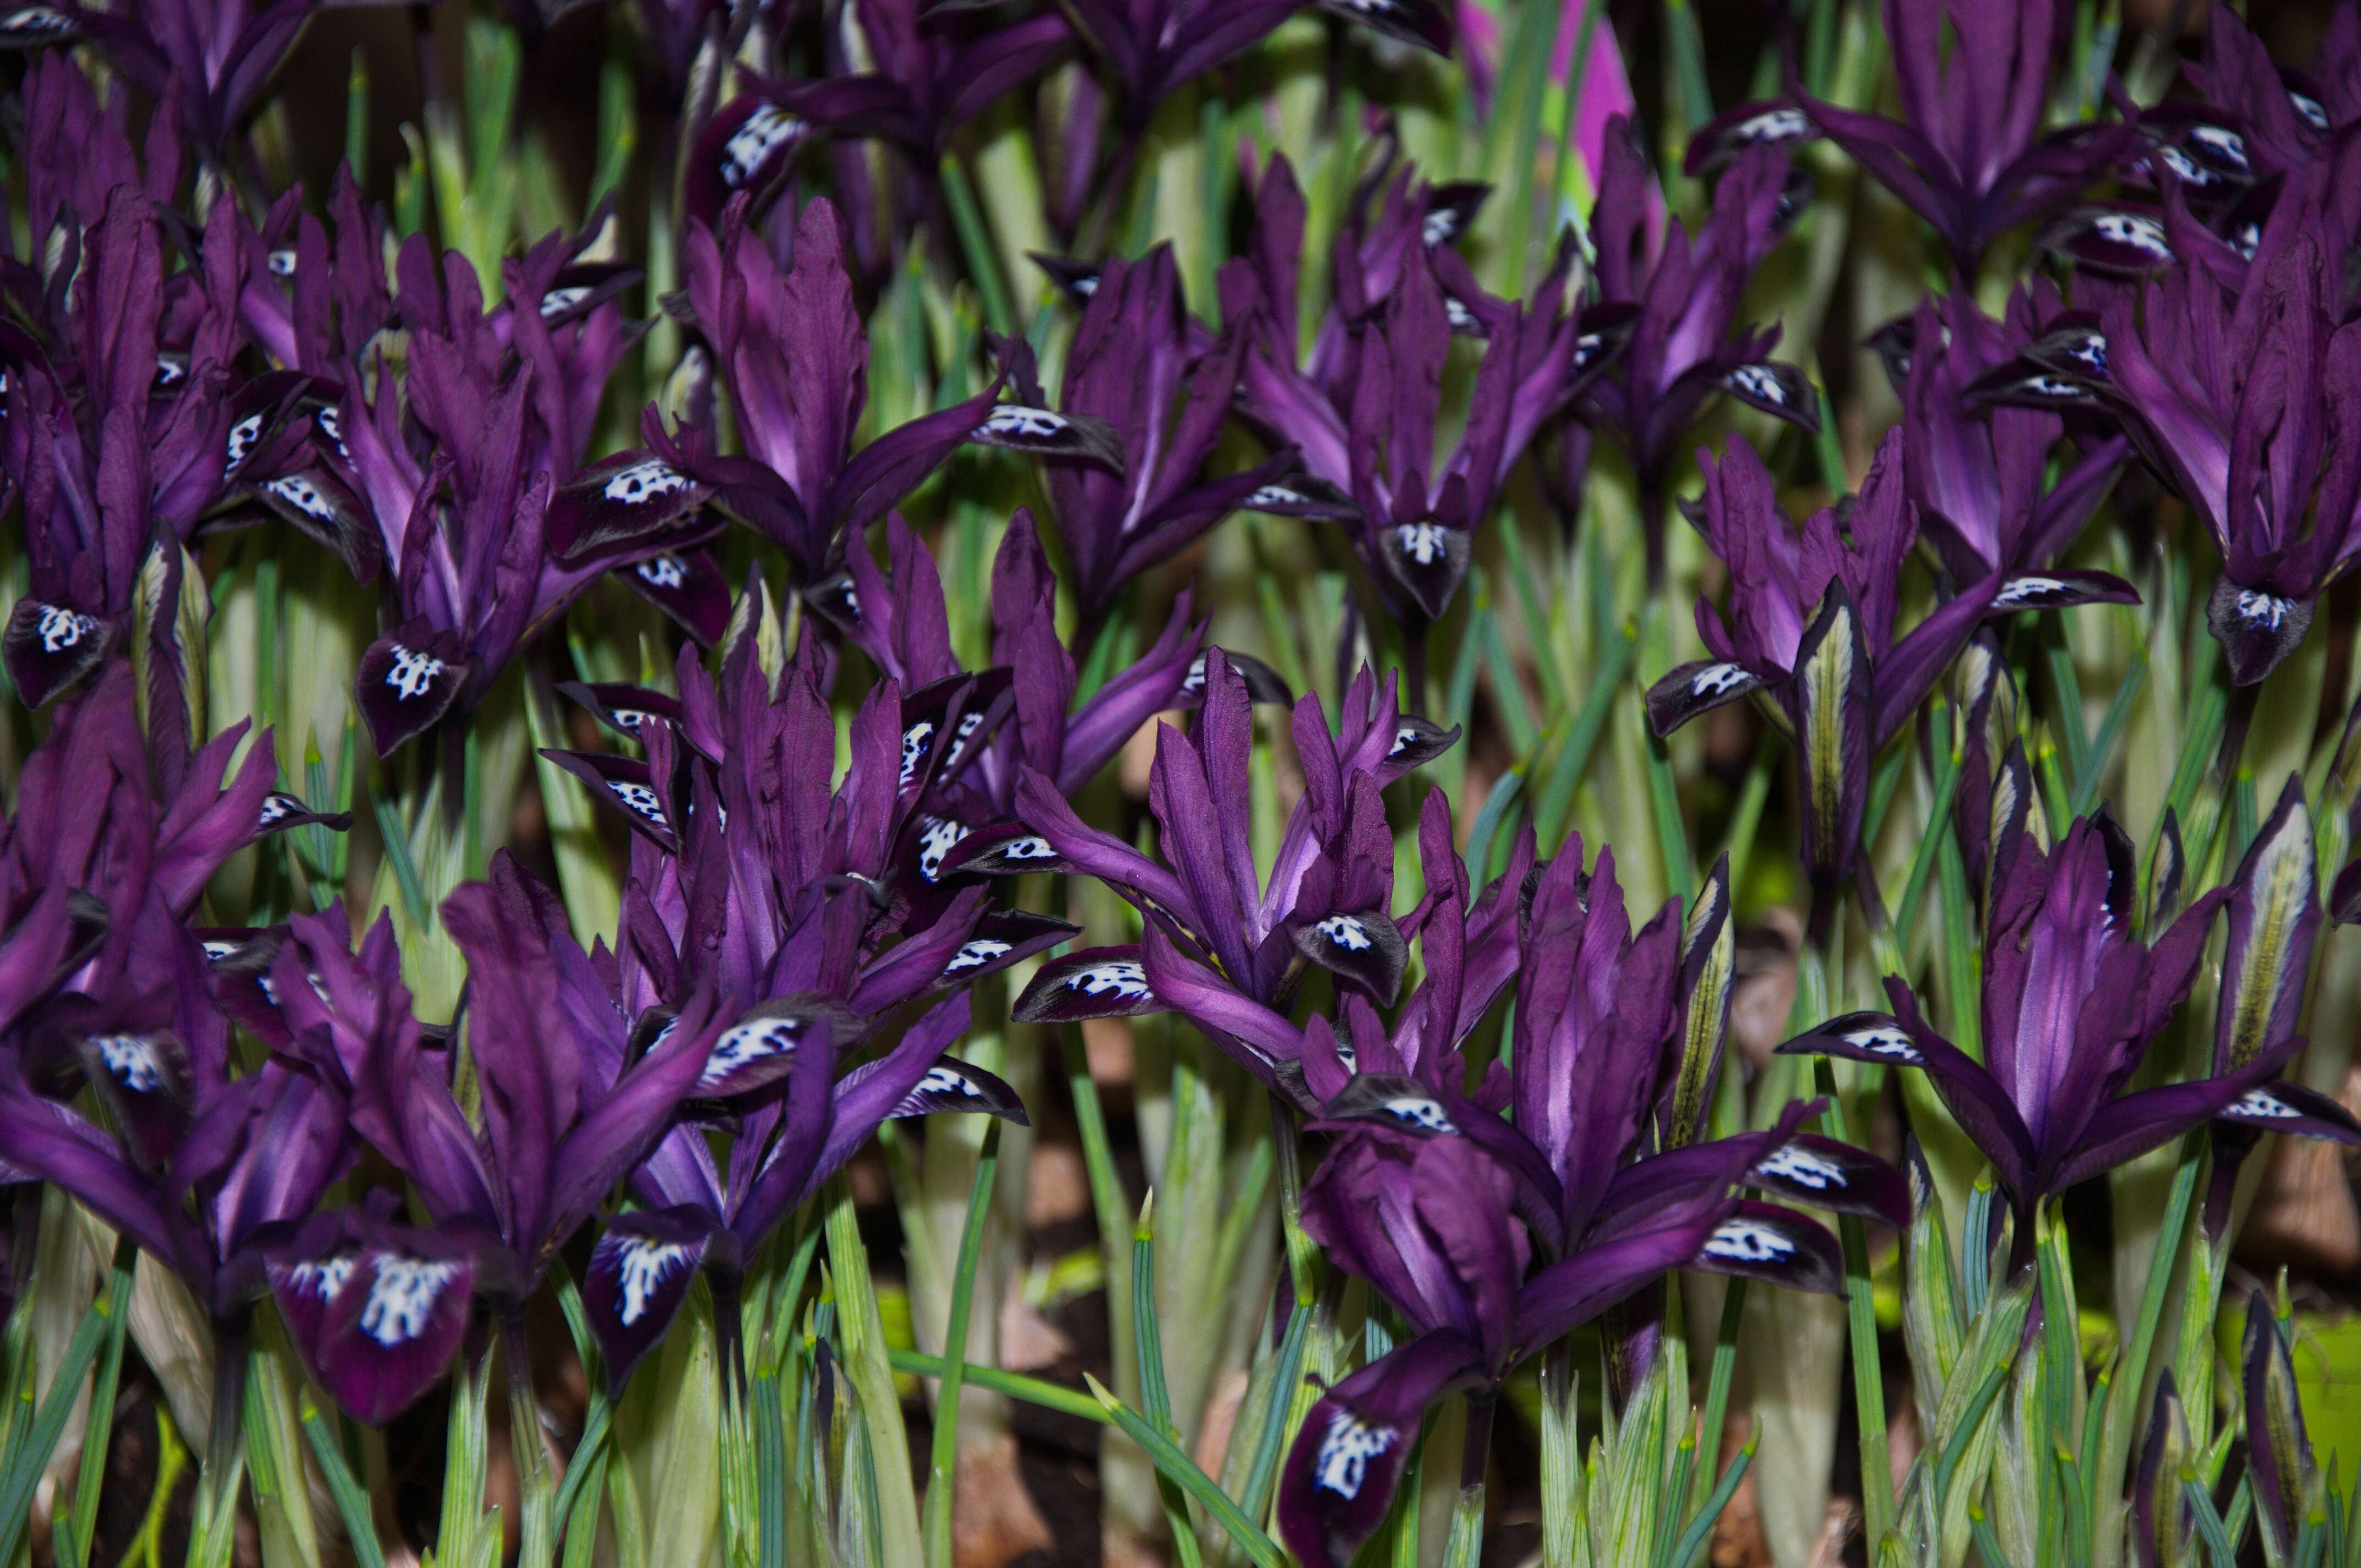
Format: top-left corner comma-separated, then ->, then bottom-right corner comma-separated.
1792,0 -> 2136,276
1646,431 -> 1999,904
76,0 -> 344,154
5,49 -> 186,265
324,237 -> 705,755
1780,748 -> 2357,1217
0,188 -> 255,710
588,989 -> 1015,1388
680,0 -> 1066,224
2093,231 -> 2361,685
1223,154 -> 1586,630
1,665 -> 327,963
261,861 -> 733,1423
808,511 -> 1293,922
0,910 -> 349,1363
1898,290 -> 2132,597
2184,7 -> 2361,178
1578,119 -> 1817,576
1059,0 -> 1448,128
1270,824 -> 1880,1567
1040,243 -> 1297,617
1007,654 -> 1456,1088
598,196 -> 1118,582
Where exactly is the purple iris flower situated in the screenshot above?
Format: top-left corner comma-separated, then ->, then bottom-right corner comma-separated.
530,632 -> 1064,1384
1781,748 -> 2358,1218
2,666 -> 322,961
1646,432 -> 2000,907
1,187 -> 253,710
593,197 -> 1114,581
1579,119 -> 1816,578
1899,290 -> 2133,597
1058,0 -> 1446,133
320,235 -> 705,755
2092,228 -> 2361,685
77,0 -> 336,155
1269,821 -> 1885,1567
262,859 -> 733,1424
1224,154 -> 1584,637
1037,244 -> 1295,618
0,907 -> 350,1452
2184,7 -> 2361,178
1008,654 -> 1456,1090
1792,0 -> 2136,277
681,0 -> 1067,224
7,50 -> 186,267
812,510 -> 1292,912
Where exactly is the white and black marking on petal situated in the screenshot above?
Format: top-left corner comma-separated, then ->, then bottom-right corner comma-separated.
609,780 -> 668,830
1731,106 -> 1810,143
1443,296 -> 1481,334
283,1253 -> 357,1303
1067,960 -> 1150,1000
1394,522 -> 1451,568
1724,363 -> 1789,406
637,554 -> 688,590
602,459 -> 692,508
0,6 -> 77,39
539,286 -> 591,320
266,248 -> 298,279
720,105 -> 804,188
2235,589 -> 2294,630
700,1014 -> 806,1088
612,1237 -> 695,1327
266,474 -> 338,521
975,405 -> 1070,441
944,938 -> 1013,976
258,792 -> 307,828
34,604 -> 97,654
2090,211 -> 2172,260
1314,914 -> 1374,952
2287,89 -> 2330,132
916,815 -> 968,883
997,836 -> 1060,863
2154,145 -> 2222,188
153,355 -> 188,390
201,939 -> 241,962
1245,484 -> 1310,510
939,709 -> 987,772
1841,1024 -> 1921,1061
2189,123 -> 2250,172
899,720 -> 937,789
383,643 -> 447,701
1759,1142 -> 1848,1191
224,413 -> 264,476
314,405 -> 347,458
1379,1095 -> 1456,1134
1313,1412 -> 1397,1500
2231,1088 -> 2302,1120
1995,576 -> 2074,607
358,1257 -> 463,1347
88,1034 -> 166,1094
1704,1218 -> 1796,1264
1690,662 -> 1753,698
